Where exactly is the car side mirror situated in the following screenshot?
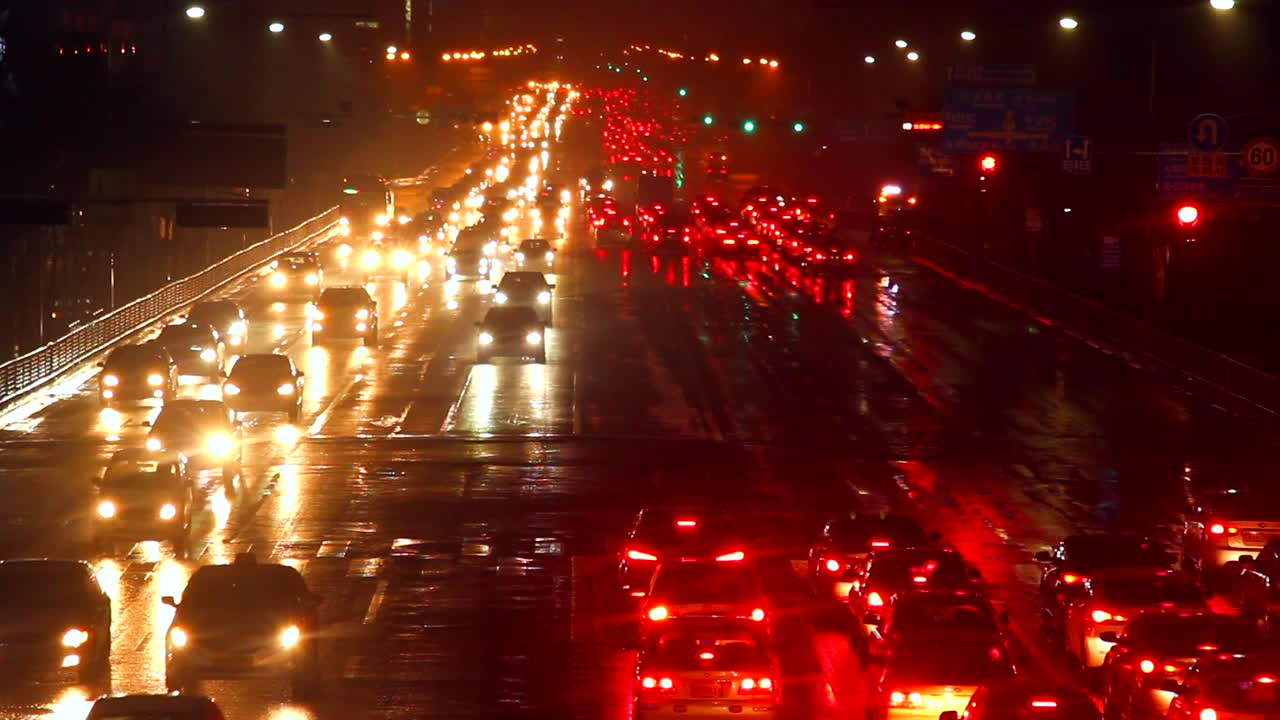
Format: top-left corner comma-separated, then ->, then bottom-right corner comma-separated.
161,595 -> 178,608
96,361 -> 105,368
1098,631 -> 1119,644
940,711 -> 960,720
1034,551 -> 1053,563
1160,679 -> 1182,694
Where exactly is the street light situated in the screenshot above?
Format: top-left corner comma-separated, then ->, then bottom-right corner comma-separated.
318,32 -> 333,42
895,39 -> 908,49
1058,16 -> 1079,30
961,30 -> 977,41
791,121 -> 806,133
185,5 -> 206,19
387,45 -> 398,54
864,55 -> 876,64
268,21 -> 285,33
1210,0 -> 1235,9
907,51 -> 920,61
702,115 -> 714,125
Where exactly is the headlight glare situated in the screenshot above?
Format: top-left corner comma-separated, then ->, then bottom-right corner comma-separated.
96,500 -> 116,519
145,437 -> 162,452
102,374 -> 119,387
270,272 -> 286,287
478,332 -> 494,345
526,331 -> 542,345
61,629 -> 89,648
223,383 -> 240,396
280,624 -> 302,649
159,503 -> 178,521
199,348 -> 217,363
356,308 -> 370,320
277,383 -> 296,396
537,291 -> 551,305
147,373 -> 165,387
494,292 -> 508,304
206,434 -> 233,457
169,627 -> 188,648
305,273 -> 319,286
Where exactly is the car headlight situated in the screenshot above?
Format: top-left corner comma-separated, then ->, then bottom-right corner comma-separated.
537,291 -> 551,305
339,216 -> 350,227
61,629 -> 89,648
199,348 -> 217,363
169,627 -> 188,648
270,272 -> 286,287
392,249 -> 412,268
311,322 -> 324,332
310,308 -> 325,320
338,225 -> 352,237
362,249 -> 381,269
280,624 -> 301,649
102,374 -> 119,387
371,230 -> 384,241
356,322 -> 368,332
223,382 -> 240,396
514,252 -> 525,262
494,292 -> 508,304
305,273 -> 319,286
147,373 -> 165,387
277,383 -> 295,396
375,213 -> 389,227
229,321 -> 247,336
545,251 -> 555,261
336,242 -> 352,258
96,500 -> 116,519
478,332 -> 494,345
526,331 -> 542,345
159,503 -> 177,521
356,308 -> 370,320
206,434 -> 233,457
145,437 -> 162,452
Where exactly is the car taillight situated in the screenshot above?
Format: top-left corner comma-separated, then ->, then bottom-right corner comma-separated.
1200,709 -> 1217,720
740,677 -> 774,695
1091,610 -> 1129,623
889,691 -> 924,708
867,591 -> 884,607
647,606 -> 669,621
675,519 -> 698,528
1140,659 -> 1156,674
1061,573 -> 1085,585
723,239 -> 736,245
1030,700 -> 1059,709
715,551 -> 745,562
627,549 -> 659,561
749,607 -> 766,622
747,239 -> 759,245
641,676 -> 676,693
1209,523 -> 1239,535
824,558 -> 843,574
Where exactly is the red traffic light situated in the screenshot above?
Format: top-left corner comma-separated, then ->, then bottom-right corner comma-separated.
1176,204 -> 1200,226
978,154 -> 999,172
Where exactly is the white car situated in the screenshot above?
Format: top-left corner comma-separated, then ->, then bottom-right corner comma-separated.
1064,568 -> 1206,668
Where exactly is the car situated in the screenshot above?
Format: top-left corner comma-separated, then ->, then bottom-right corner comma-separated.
98,343 -> 178,406
515,238 -> 556,269
311,286 -> 379,346
1102,611 -> 1263,720
640,561 -> 768,638
268,252 -> 323,298
476,306 -> 546,364
706,152 -> 729,179
646,211 -> 696,255
494,271 -> 555,323
869,632 -> 1017,720
874,591 -> 1008,654
944,679 -> 1101,720
1064,568 -> 1207,669
360,235 -> 416,283
93,449 -> 194,555
1229,536 -> 1280,630
796,233 -> 859,273
163,553 -> 321,697
1164,653 -> 1280,720
155,322 -> 224,379
848,548 -> 980,635
1182,488 -> 1280,575
1035,534 -> 1175,642
809,513 -> 933,603
87,693 -> 225,720
145,399 -> 242,482
187,300 -> 248,350
222,353 -> 305,422
0,559 -> 112,683
618,509 -> 747,597
633,619 -> 778,720
446,244 -> 493,281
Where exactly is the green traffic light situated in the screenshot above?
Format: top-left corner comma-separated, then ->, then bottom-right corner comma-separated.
702,115 -> 714,125
678,88 -> 688,97
792,121 -> 806,133
742,120 -> 757,133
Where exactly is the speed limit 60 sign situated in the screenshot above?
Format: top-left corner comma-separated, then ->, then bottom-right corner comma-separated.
1244,137 -> 1280,176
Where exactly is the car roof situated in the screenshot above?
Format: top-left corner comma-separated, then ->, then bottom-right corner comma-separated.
89,694 -> 219,716
231,353 -> 292,371
109,448 -> 185,464
1088,567 -> 1191,581
319,286 -> 371,302
1192,652 -> 1280,675
500,271 -> 549,284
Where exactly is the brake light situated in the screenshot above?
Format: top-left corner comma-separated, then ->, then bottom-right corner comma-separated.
824,558 -> 843,574
889,691 -> 924,708
740,677 -> 774,695
870,540 -> 891,548
867,591 -> 884,607
1200,709 -> 1217,720
912,575 -> 929,584
627,549 -> 659,561
715,551 -> 746,562
699,651 -> 715,660
723,239 -> 737,245
1092,610 -> 1129,624
1062,573 -> 1084,585
647,606 -> 669,622
1258,676 -> 1278,684
1030,701 -> 1059,709
747,239 -> 759,245
675,519 -> 698,528
1140,659 -> 1156,674
750,607 -> 766,622
1208,523 -> 1239,535
641,676 -> 676,693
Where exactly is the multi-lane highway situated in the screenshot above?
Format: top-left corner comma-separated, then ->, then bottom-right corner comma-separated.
0,83 -> 1272,720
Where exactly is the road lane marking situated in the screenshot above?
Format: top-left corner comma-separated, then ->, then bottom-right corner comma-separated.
438,370 -> 474,433
317,540 -> 350,558
363,578 -> 389,624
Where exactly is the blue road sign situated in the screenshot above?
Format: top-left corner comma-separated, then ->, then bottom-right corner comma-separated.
1063,136 -> 1091,175
1157,143 -> 1244,199
943,87 -> 1076,153
1189,114 -> 1228,152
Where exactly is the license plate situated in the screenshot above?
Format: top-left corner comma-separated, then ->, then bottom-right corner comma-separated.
1244,532 -> 1275,545
691,682 -> 720,698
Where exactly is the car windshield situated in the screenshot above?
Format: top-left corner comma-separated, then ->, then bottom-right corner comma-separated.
643,629 -> 768,670
888,643 -> 1014,685
157,325 -> 210,343
499,275 -> 549,293
651,565 -> 756,604
105,346 -> 165,368
188,304 -> 236,326
1098,576 -> 1202,605
519,240 -> 551,252
0,564 -> 92,608
231,355 -> 290,378
1123,616 -> 1261,655
1209,493 -> 1280,519
1206,676 -> 1280,713
484,307 -> 540,326
981,689 -> 1101,720
320,289 -> 370,306
182,566 -> 306,613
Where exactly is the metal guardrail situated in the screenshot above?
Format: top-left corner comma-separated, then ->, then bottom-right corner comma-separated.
0,207 -> 339,408
915,238 -> 1280,417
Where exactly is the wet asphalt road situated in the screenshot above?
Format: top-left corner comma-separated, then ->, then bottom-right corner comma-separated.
0,110 -> 1275,720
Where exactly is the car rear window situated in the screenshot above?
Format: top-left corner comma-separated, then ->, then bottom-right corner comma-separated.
890,599 -> 999,633
888,642 -> 1014,685
483,307 -> 539,325
1123,615 -> 1261,655
644,630 -> 768,670
1064,536 -> 1170,570
652,565 -> 757,604
1098,576 -> 1203,606
0,564 -> 93,607
868,551 -> 969,590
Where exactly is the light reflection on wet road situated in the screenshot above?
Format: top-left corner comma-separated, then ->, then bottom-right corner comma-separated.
0,95 -> 1277,720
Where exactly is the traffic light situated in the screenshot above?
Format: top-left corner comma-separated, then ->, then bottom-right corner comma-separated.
1176,203 -> 1201,227
702,115 -> 714,126
791,121 -> 806,133
677,88 -> 688,97
978,153 -> 999,173
742,119 -> 757,134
